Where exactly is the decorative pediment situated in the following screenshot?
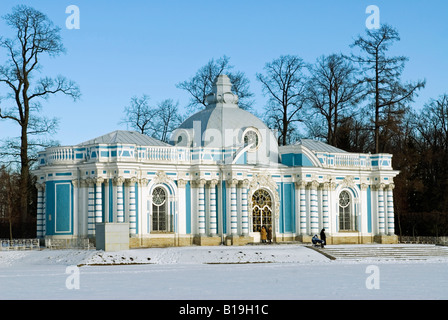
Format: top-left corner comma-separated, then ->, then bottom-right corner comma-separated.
340,175 -> 355,188
151,170 -> 173,185
249,172 -> 278,192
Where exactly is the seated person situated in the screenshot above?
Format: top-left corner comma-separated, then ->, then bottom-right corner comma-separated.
312,234 -> 324,248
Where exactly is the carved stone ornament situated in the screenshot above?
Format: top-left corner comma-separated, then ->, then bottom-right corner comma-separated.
340,176 -> 355,188
151,170 -> 173,186
113,176 -> 125,186
177,179 -> 187,188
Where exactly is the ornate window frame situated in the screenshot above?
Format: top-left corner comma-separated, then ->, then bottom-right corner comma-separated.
242,127 -> 261,152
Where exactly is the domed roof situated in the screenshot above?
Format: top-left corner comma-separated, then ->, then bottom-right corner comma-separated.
171,75 -> 279,165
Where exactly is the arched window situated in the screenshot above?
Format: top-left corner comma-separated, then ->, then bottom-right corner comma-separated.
339,190 -> 353,231
152,187 -> 171,232
252,189 -> 272,232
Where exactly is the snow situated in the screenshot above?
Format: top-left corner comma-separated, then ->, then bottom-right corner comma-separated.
1,244 -> 447,300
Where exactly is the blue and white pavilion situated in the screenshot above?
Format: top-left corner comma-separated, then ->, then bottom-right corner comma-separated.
33,75 -> 399,247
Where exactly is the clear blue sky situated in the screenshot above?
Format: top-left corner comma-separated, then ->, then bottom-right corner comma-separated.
0,0 -> 447,146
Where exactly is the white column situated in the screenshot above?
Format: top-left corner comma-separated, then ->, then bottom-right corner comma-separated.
239,180 -> 249,236
321,182 -> 330,231
87,178 -> 95,235
377,183 -> 386,235
114,177 -> 125,223
228,179 -> 238,235
177,179 -> 187,234
127,177 -> 138,235
360,183 -> 369,234
386,184 -> 395,235
79,179 -> 88,236
295,181 -> 307,235
36,183 -> 45,238
194,179 -> 206,235
139,178 -> 148,235
308,181 -> 319,235
94,177 -> 104,224
209,180 -> 218,235
72,179 -> 79,236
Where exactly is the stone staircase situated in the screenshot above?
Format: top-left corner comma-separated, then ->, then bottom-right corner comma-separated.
312,244 -> 448,261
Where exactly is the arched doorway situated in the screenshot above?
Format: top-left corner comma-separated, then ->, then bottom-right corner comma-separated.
251,189 -> 273,241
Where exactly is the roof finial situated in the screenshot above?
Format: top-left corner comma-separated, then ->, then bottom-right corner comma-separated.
205,74 -> 238,108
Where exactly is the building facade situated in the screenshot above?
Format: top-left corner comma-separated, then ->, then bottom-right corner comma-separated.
33,75 -> 399,247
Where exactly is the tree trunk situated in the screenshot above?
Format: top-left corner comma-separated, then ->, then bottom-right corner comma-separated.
375,51 -> 380,154
20,128 -> 29,233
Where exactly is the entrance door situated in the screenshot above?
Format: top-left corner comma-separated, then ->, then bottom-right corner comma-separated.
252,189 -> 273,241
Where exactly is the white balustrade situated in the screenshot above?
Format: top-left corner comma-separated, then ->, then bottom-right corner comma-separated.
39,144 -> 392,170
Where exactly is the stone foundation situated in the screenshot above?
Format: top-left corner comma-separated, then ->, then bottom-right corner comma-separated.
193,235 -> 222,246
374,234 -> 399,244
130,235 -> 194,248
120,233 -> 400,249
225,235 -> 253,246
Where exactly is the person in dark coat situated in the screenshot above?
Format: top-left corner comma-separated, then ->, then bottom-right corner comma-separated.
267,226 -> 272,243
320,228 -> 326,247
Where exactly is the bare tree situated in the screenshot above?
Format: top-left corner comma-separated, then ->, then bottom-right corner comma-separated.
350,24 -> 425,153
177,55 -> 254,112
152,99 -> 183,143
306,54 -> 363,147
257,55 -> 308,146
0,5 -> 80,231
121,95 -> 155,135
121,95 -> 184,143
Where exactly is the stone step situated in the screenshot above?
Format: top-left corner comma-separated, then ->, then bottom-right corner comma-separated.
316,245 -> 448,260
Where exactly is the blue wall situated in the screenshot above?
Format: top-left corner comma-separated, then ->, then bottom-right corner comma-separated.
278,182 -> 295,233
281,153 -> 315,167
45,180 -> 73,235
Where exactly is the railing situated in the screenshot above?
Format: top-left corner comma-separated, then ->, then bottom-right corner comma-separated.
144,146 -> 191,162
317,152 -> 392,170
38,145 -> 213,166
45,238 -> 94,250
45,146 -> 77,164
38,145 -> 393,170
0,239 -> 40,251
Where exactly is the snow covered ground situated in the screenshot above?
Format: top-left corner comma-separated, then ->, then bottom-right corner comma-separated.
0,244 -> 447,300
